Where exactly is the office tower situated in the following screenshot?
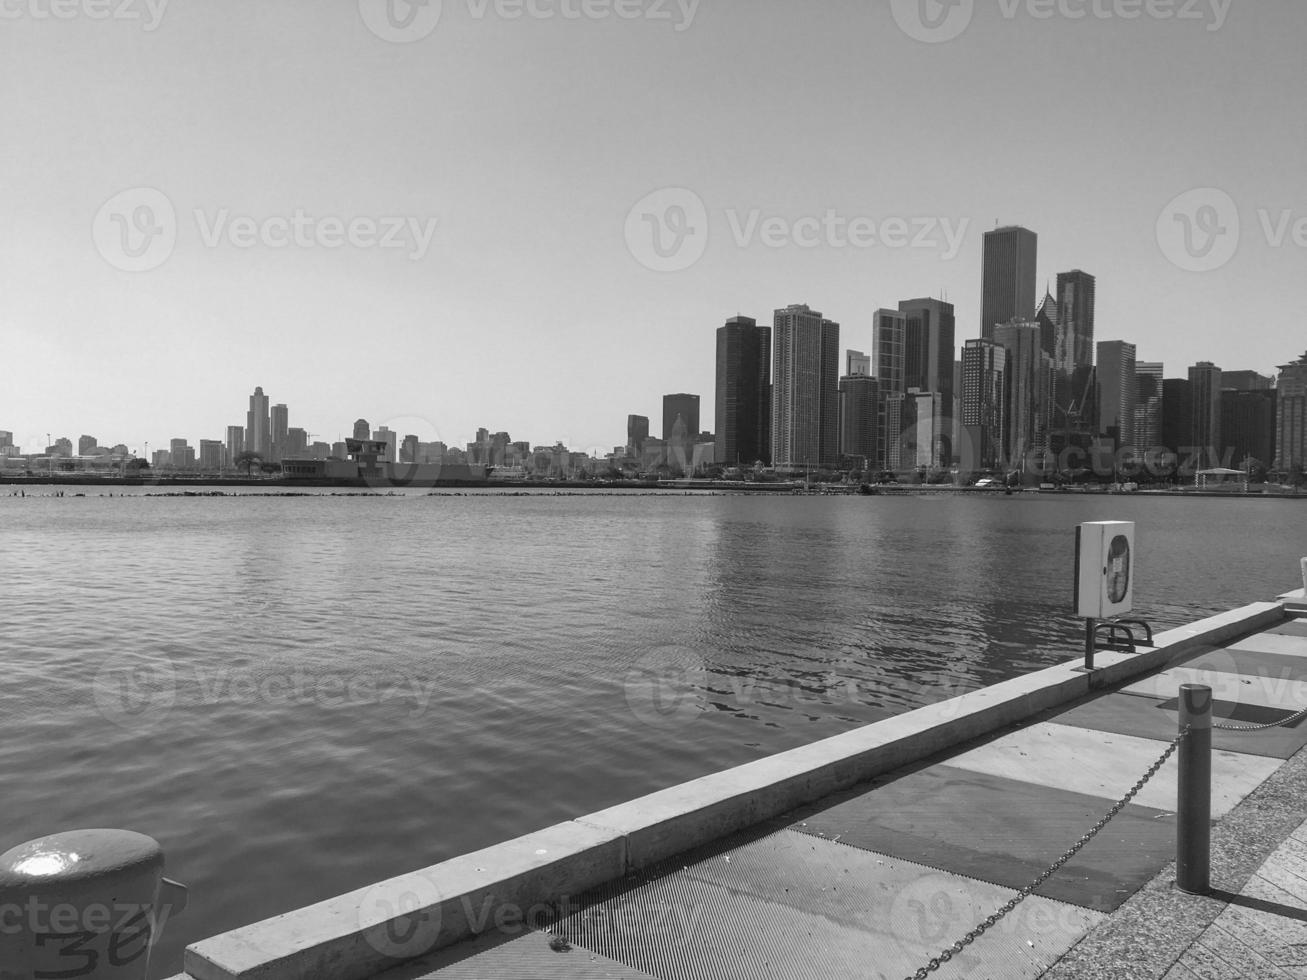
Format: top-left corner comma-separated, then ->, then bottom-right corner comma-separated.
0,432 -> 12,450
1221,388 -> 1277,470
373,426 -> 397,463
899,297 -> 957,408
626,415 -> 649,457
286,427 -> 308,459
772,304 -> 840,472
170,439 -> 195,469
225,425 -> 244,467
981,226 -> 1037,340
838,375 -> 879,469
846,350 -> 871,378
1034,290 -> 1059,360
401,434 -> 419,464
961,339 -> 1007,472
1223,370 -> 1274,392
246,387 -> 271,457
903,390 -> 945,470
1135,362 -> 1164,451
1096,341 -> 1138,449
715,317 -> 772,467
663,393 -> 700,471
199,440 -> 223,471
1054,271 -> 1097,419
1275,353 -> 1307,470
1188,362 -> 1223,466
874,308 -> 907,466
352,419 -> 371,440
271,404 -> 289,462
994,320 -> 1048,468
1161,379 -> 1192,456
78,435 -> 97,455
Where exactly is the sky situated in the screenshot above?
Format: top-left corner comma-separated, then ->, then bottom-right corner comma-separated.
1,0 -> 1304,456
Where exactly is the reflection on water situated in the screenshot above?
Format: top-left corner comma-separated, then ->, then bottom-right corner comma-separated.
0,489 -> 1301,976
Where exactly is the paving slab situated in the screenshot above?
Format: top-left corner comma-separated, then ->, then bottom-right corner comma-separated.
371,928 -> 662,979
1052,691 -> 1307,760
1224,633 -> 1307,658
1186,647 -> 1307,685
1267,620 -> 1307,638
942,722 -> 1281,817
790,764 -> 1174,911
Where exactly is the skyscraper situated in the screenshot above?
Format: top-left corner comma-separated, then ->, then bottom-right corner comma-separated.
1220,388 -> 1276,470
899,298 -> 956,407
225,425 -> 244,467
1188,362 -> 1223,467
1223,370 -> 1274,392
1054,270 -> 1097,419
1096,341 -> 1138,449
981,226 -> 1037,340
626,414 -> 649,457
246,386 -> 271,458
772,304 -> 839,472
1135,362 -> 1164,451
838,375 -> 879,470
961,339 -> 1007,472
714,317 -> 771,467
353,419 -> 371,440
994,320 -> 1048,468
1275,353 -> 1307,471
846,350 -> 871,377
271,403 -> 289,462
662,393 -> 700,472
1034,290 -> 1059,360
1161,378 -> 1192,458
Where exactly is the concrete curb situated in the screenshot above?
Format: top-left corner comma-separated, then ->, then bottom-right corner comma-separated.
174,600 -> 1287,980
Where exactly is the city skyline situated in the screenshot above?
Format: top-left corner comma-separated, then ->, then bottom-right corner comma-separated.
3,4 -> 1304,454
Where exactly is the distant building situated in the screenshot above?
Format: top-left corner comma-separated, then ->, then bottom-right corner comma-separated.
1220,388 -> 1277,470
1161,378 -> 1192,458
874,308 -> 907,464
352,419 -> 371,440
286,427 -> 308,459
246,387 -> 271,458
961,338 -> 1006,472
772,304 -> 839,472
271,404 -> 289,461
1188,362 -> 1223,466
1034,290 -> 1059,361
899,297 -> 957,414
152,450 -> 171,469
1223,370 -> 1274,392
626,415 -> 649,457
715,317 -> 772,467
837,375 -> 879,470
981,226 -> 1038,341
846,350 -> 871,377
1096,341 -> 1138,450
1054,270 -> 1096,423
373,426 -> 397,464
902,389 -> 946,470
199,440 -> 223,471
401,434 -> 419,464
225,425 -> 244,467
0,432 -> 12,450
995,320 -> 1049,467
1275,352 -> 1307,471
662,393 -> 700,472
78,435 -> 97,455
1135,362 -> 1164,451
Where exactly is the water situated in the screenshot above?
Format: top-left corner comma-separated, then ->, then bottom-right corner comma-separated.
1,488 -> 1303,977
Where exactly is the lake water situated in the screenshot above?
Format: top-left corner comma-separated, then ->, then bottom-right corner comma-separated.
2,488 -> 1303,977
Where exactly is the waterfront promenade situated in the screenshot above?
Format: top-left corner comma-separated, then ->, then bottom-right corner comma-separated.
168,591 -> 1307,980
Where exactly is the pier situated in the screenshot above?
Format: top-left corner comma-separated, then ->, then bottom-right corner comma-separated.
135,586 -> 1307,980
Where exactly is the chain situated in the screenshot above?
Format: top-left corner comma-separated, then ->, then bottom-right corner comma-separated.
903,727 -> 1190,980
1214,704 -> 1307,732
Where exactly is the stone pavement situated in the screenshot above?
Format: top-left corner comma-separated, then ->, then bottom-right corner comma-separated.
369,612 -> 1307,980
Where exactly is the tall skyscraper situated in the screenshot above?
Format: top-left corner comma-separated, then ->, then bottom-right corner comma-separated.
271,403 -> 289,462
353,419 -> 371,440
373,426 -> 397,464
246,386 -> 271,457
1161,378 -> 1192,457
902,390 -> 946,470
714,317 -> 772,467
899,297 -> 956,416
225,425 -> 244,467
772,304 -> 839,472
1054,270 -> 1097,419
838,375 -> 879,470
846,350 -> 871,377
1187,362 -> 1223,466
1223,370 -> 1274,392
662,393 -> 700,471
1096,341 -> 1138,449
874,308 -> 907,465
961,339 -> 1007,472
78,435 -> 97,455
1135,362 -> 1164,451
981,226 -> 1037,340
1221,388 -> 1277,470
1034,290 -> 1059,360
994,320 -> 1048,468
1275,353 -> 1307,471
626,414 -> 649,457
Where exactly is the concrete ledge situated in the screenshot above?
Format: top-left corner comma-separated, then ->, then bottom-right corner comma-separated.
1280,588 -> 1307,612
179,600 -> 1285,980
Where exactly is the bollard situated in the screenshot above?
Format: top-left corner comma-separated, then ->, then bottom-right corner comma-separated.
1301,557 -> 1307,594
1176,684 -> 1212,896
0,829 -> 187,980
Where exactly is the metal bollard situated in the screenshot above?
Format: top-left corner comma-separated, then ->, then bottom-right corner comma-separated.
1176,684 -> 1212,896
0,829 -> 187,980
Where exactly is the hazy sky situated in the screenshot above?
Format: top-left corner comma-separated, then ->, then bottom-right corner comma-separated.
2,0 -> 1302,455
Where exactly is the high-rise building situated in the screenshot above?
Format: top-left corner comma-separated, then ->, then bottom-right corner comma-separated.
1275,353 -> 1307,471
662,393 -> 700,471
772,304 -> 840,472
626,415 -> 649,457
78,435 -> 97,455
961,339 -> 1007,472
898,297 -> 956,410
846,350 -> 871,378
400,434 -> 419,464
353,419 -> 371,441
1223,370 -> 1274,392
1096,341 -> 1138,450
715,317 -> 772,467
874,308 -> 907,463
1161,378 -> 1192,457
246,387 -> 271,458
994,320 -> 1049,468
286,427 -> 308,459
199,440 -> 223,471
1054,270 -> 1097,421
1188,362 -> 1223,466
981,226 -> 1038,340
225,426 -> 244,466
271,404 -> 289,462
1220,388 -> 1277,470
1034,290 -> 1059,360
373,426 -> 397,464
837,375 -> 879,470
169,439 -> 195,469
1135,362 -> 1164,451
902,390 -> 946,470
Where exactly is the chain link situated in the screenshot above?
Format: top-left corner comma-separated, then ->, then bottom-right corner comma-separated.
1213,704 -> 1307,732
903,726 -> 1191,980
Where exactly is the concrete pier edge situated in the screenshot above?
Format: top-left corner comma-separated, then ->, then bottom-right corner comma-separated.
172,599 -> 1289,980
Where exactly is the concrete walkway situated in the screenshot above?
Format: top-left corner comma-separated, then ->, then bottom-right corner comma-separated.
366,612 -> 1307,979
